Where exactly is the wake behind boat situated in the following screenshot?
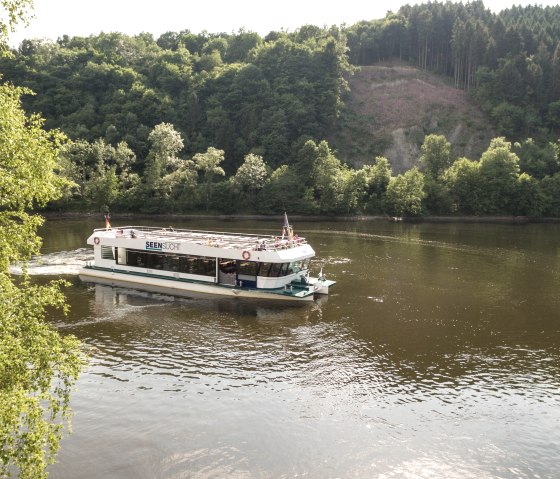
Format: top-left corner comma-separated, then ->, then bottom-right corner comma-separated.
79,216 -> 335,302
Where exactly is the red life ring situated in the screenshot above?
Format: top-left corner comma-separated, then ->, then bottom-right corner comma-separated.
242,250 -> 251,260
94,237 -> 100,245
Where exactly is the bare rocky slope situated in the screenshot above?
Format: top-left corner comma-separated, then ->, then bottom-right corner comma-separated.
331,63 -> 496,173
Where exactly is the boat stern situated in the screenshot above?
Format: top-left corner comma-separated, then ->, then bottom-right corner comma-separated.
292,276 -> 336,296
313,278 -> 336,295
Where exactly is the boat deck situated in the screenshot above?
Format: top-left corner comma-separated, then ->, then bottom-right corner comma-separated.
94,226 -> 307,252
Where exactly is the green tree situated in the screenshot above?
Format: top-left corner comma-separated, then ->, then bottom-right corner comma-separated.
144,122 -> 184,194
491,102 -> 526,138
157,159 -> 197,211
478,137 -> 520,213
385,167 -> 426,216
419,134 -> 452,179
58,138 -> 137,210
225,29 -> 262,62
546,100 -> 560,132
422,176 -> 453,214
443,157 -> 482,214
353,156 -> 392,213
297,139 -> 356,214
83,165 -> 119,211
232,153 -> 270,207
513,172 -> 545,216
192,146 -> 226,210
514,138 -> 560,179
257,164 -> 314,214
0,83 -> 85,479
310,140 -> 348,213
541,172 -> 560,216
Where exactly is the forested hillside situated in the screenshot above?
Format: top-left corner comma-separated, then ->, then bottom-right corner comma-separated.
1,28 -> 348,170
346,1 -> 560,139
1,1 -> 560,217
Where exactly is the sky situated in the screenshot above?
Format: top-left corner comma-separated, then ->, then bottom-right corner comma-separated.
8,0 -> 560,47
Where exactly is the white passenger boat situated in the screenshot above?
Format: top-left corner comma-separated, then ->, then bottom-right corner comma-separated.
79,217 -> 335,302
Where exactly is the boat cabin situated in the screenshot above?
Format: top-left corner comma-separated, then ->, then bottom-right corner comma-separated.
88,226 -> 316,292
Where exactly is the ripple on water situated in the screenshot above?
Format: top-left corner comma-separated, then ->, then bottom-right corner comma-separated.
76,291 -> 560,413
41,221 -> 560,479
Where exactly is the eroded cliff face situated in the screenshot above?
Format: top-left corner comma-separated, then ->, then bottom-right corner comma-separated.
331,64 -> 495,173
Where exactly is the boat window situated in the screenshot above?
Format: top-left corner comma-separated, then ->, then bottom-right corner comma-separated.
268,262 -> 289,277
126,250 -> 146,267
191,257 -> 216,276
219,259 -> 236,274
268,263 -> 281,277
147,253 -> 164,270
163,255 -> 180,272
258,263 -> 272,277
101,246 -> 114,260
238,261 -> 258,276
123,249 -> 216,276
288,259 -> 310,274
178,256 -> 190,273
175,256 -> 213,276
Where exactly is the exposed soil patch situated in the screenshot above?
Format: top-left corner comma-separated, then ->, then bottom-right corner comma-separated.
331,63 -> 495,173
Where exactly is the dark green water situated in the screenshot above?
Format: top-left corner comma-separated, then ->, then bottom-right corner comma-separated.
36,218 -> 560,478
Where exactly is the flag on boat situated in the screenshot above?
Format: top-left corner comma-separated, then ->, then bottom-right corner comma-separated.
281,212 -> 289,239
282,212 -> 294,242
282,212 -> 294,240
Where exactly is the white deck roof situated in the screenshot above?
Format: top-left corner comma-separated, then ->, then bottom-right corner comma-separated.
93,226 -> 307,252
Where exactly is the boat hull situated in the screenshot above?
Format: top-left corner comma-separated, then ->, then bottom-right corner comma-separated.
79,267 -> 316,302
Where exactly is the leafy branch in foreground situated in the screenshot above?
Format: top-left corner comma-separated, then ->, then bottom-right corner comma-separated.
0,277 -> 84,479
0,80 -> 86,479
0,0 -> 33,55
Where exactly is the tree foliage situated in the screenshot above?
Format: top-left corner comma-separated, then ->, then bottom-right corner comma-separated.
0,82 -> 85,479
232,153 -> 269,208
193,146 -> 225,209
419,134 -> 452,179
385,167 -> 425,216
0,25 -> 350,171
0,0 -> 33,54
353,156 -> 392,213
57,138 -> 138,210
477,137 -> 520,213
2,3 -> 560,218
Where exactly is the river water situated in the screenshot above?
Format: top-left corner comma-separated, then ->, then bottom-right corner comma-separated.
32,218 -> 560,478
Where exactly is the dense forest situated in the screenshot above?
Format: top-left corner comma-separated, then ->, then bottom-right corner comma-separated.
2,0 -> 560,216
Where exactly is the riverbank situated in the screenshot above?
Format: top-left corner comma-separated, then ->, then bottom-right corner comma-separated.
40,211 -> 560,224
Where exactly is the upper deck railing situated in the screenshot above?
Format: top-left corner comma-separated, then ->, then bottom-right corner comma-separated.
93,226 -> 307,252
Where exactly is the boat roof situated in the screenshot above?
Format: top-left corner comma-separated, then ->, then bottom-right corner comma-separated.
91,226 -> 308,252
